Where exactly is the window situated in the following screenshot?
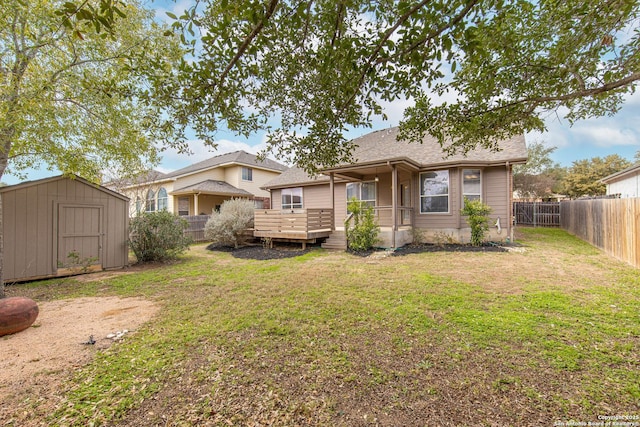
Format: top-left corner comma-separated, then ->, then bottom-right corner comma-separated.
282,188 -> 303,210
346,181 -> 376,211
420,170 -> 449,213
462,169 -> 481,203
146,189 -> 156,212
136,197 -> 142,214
178,197 -> 189,216
157,187 -> 168,211
242,167 -> 253,181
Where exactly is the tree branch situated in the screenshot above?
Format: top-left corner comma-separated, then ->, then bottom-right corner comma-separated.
377,0 -> 479,64
475,71 -> 640,117
215,0 -> 279,93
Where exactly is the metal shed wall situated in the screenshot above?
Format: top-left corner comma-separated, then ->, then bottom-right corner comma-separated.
1,176 -> 129,282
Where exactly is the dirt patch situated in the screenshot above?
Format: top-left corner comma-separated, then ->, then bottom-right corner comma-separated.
0,296 -> 159,425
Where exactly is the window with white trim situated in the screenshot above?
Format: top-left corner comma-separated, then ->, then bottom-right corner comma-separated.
462,169 -> 481,204
420,170 -> 449,213
281,188 -> 303,210
146,189 -> 156,212
346,181 -> 376,211
157,187 -> 168,211
242,167 -> 253,181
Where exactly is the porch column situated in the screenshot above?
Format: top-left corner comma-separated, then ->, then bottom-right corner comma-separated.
194,192 -> 200,216
330,173 -> 335,230
391,164 -> 398,248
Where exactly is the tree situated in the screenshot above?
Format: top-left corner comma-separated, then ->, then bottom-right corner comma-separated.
562,155 -> 631,198
162,0 -> 640,172
0,0 -> 183,297
513,141 -> 566,200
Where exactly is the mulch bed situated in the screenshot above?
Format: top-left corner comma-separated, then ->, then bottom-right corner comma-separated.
208,242 -> 512,260
206,243 -> 312,260
391,242 -> 510,256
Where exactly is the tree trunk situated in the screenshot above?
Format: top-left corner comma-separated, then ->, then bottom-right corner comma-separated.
0,128 -> 14,299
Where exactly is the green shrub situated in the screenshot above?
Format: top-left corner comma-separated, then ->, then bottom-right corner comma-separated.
345,197 -> 380,251
129,211 -> 192,262
460,197 -> 492,246
204,198 -> 255,248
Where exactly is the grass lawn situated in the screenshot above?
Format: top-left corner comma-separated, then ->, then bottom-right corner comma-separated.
6,227 -> 640,426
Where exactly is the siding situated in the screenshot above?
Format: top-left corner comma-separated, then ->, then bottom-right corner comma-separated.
232,166 -> 281,198
303,184 -> 332,209
1,177 -> 129,282
482,166 -> 509,226
413,167 -> 460,230
175,168 -> 226,188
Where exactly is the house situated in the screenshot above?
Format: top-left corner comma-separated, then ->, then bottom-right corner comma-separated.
256,127 -> 528,248
0,175 -> 129,282
601,163 -> 640,198
113,151 -> 289,217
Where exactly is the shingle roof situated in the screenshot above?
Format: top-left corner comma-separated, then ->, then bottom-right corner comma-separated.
601,163 -> 640,183
261,167 -> 330,189
171,180 -> 253,197
164,150 -> 288,180
335,127 -> 527,168
263,127 -> 527,189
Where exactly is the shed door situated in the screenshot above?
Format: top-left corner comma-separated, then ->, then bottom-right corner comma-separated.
56,204 -> 103,272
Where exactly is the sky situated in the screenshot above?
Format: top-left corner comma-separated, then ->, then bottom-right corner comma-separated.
3,1 -> 639,185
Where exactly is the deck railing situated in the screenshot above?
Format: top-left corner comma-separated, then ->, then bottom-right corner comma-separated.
254,209 -> 334,233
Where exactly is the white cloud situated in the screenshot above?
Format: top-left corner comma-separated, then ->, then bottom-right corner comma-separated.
157,137 -> 272,173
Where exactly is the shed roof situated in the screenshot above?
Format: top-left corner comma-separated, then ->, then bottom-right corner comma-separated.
0,175 -> 129,201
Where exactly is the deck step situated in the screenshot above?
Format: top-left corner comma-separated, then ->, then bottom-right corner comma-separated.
321,231 -> 347,250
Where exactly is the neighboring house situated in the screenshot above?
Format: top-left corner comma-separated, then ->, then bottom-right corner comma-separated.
0,175 -> 129,282
111,151 -> 289,217
601,163 -> 640,198
256,127 -> 528,248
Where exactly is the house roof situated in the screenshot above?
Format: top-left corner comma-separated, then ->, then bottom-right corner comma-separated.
0,174 -> 129,201
104,169 -> 169,189
163,150 -> 288,180
261,167 -> 332,189
263,127 -> 528,189
601,163 -> 640,184
328,127 -> 527,170
170,180 -> 253,197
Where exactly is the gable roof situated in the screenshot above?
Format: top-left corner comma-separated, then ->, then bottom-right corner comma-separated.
263,127 -> 527,189
601,163 -> 640,184
326,127 -> 527,170
163,150 -> 288,180
171,180 -> 253,197
0,175 -> 129,201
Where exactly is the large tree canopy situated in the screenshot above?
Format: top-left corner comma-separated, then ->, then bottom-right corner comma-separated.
562,154 -> 631,198
0,0 -> 183,182
163,0 -> 640,172
0,0 -> 183,296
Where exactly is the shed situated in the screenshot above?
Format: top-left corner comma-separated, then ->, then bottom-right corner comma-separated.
1,175 -> 130,282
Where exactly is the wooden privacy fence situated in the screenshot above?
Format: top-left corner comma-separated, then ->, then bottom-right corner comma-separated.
182,215 -> 209,242
513,202 -> 561,227
560,198 -> 640,269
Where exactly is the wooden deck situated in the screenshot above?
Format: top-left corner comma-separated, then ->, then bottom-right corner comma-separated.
254,209 -> 334,247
